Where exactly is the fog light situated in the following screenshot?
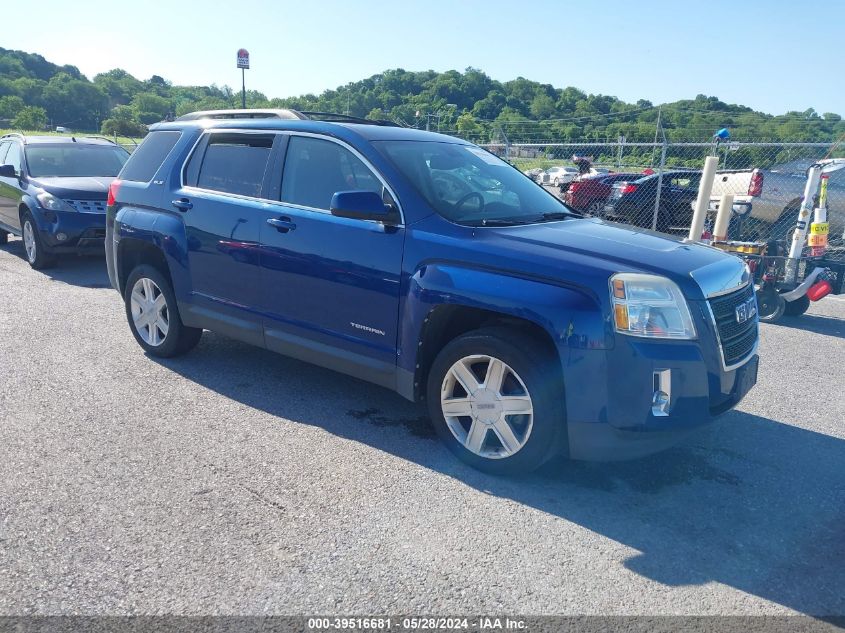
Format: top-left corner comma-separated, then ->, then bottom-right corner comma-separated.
652,369 -> 672,417
56,232 -> 68,242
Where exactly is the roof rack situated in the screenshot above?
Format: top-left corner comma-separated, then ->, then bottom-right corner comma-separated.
77,135 -> 119,145
175,109 -> 305,122
299,111 -> 400,127
174,108 -> 401,127
1,132 -> 26,143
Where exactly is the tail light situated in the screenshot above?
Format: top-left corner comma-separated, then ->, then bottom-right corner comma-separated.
568,181 -> 584,193
807,279 -> 832,301
107,179 -> 122,207
747,169 -> 763,197
621,183 -> 638,195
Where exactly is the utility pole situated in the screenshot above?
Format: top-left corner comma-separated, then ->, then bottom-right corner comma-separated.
651,106 -> 662,167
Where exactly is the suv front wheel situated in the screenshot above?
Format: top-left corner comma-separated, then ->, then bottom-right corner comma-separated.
426,327 -> 565,475
124,264 -> 202,357
21,212 -> 56,269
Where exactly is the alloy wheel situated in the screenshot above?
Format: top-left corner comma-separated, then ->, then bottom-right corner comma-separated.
23,220 -> 36,263
440,354 -> 534,459
130,277 -> 170,346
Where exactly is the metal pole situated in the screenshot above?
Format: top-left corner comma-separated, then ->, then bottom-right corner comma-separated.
651,138 -> 667,231
241,68 -> 246,109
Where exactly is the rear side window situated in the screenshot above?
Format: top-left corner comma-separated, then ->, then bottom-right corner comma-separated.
281,136 -> 382,210
120,131 -> 181,182
194,133 -> 274,198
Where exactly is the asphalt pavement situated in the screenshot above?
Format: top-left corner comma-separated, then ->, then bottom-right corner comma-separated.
0,237 -> 843,616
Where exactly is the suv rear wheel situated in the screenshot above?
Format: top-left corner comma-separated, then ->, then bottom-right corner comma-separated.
426,327 -> 564,475
124,264 -> 202,357
0,230 -> 8,245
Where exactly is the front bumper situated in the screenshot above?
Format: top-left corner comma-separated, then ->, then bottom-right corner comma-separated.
561,321 -> 758,461
31,207 -> 106,253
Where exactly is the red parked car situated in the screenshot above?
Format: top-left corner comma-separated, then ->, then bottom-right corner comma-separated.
563,173 -> 645,215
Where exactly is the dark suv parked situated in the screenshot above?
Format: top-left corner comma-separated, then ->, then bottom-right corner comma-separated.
0,134 -> 129,268
106,111 -> 759,474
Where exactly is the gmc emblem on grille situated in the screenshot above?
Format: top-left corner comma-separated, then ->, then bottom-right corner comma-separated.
735,296 -> 758,324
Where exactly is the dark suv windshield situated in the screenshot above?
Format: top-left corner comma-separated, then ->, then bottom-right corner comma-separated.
374,140 -> 574,225
25,144 -> 129,178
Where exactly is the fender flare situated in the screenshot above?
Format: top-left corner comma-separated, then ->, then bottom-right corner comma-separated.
114,207 -> 191,299
397,263 -> 611,397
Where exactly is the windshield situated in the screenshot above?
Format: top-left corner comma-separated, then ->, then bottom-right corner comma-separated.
25,144 -> 129,178
374,140 -> 575,226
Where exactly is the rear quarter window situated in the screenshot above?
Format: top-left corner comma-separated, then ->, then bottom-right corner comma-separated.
120,131 -> 182,183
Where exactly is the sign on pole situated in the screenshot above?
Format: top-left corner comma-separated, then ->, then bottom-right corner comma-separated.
237,49 -> 250,69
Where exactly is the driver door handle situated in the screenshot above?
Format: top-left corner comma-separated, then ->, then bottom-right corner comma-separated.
172,198 -> 193,211
267,217 -> 296,233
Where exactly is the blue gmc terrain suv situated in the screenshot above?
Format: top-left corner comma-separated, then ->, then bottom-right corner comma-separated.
105,110 -> 759,474
0,134 -> 129,268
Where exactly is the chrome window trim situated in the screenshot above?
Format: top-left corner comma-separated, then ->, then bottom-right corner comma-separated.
178,128 -> 404,227
703,282 -> 759,372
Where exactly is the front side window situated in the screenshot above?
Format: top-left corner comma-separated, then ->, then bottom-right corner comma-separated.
5,143 -> 22,175
281,136 -> 382,210
195,133 -> 274,198
25,145 -> 129,178
0,141 -> 10,166
376,140 -> 574,225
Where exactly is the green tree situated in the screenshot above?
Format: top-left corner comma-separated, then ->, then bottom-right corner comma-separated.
0,95 -> 25,119
131,92 -> 171,124
12,105 -> 47,130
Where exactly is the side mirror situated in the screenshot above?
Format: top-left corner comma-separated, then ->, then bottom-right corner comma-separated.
0,164 -> 16,178
330,190 -> 398,224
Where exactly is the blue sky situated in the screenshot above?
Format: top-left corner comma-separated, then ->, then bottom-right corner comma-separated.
3,0 -> 840,115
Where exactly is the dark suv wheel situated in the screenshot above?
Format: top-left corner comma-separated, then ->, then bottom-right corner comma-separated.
124,264 -> 203,357
426,327 -> 565,475
0,230 -> 8,245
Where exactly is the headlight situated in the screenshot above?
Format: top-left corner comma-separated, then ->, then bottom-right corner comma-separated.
36,192 -> 75,212
610,273 -> 696,339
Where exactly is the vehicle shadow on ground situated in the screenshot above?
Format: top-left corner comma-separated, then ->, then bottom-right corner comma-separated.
0,237 -> 111,288
767,313 -> 845,339
153,331 -> 845,617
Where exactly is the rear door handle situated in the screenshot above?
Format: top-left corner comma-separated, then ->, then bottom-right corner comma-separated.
172,198 -> 193,211
267,217 -> 296,233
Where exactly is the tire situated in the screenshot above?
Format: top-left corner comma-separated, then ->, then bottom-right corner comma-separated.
586,200 -> 605,217
21,211 -> 56,270
124,264 -> 202,357
756,287 -> 786,323
553,178 -> 560,187
0,230 -> 8,245
426,327 -> 565,475
783,294 -> 810,317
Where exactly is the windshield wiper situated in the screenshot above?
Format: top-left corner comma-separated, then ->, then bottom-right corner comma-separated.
530,211 -> 581,223
465,218 -> 532,227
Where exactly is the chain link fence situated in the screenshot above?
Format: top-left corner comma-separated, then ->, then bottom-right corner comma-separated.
446,135 -> 845,263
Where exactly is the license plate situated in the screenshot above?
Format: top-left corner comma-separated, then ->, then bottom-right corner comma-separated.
736,356 -> 759,398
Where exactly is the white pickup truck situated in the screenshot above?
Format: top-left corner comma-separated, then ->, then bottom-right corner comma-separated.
707,163 -> 845,240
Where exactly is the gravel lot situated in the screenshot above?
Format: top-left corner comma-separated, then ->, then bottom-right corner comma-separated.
0,237 -> 843,616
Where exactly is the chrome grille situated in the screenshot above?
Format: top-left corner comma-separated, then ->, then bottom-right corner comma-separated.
708,283 -> 758,369
66,199 -> 107,214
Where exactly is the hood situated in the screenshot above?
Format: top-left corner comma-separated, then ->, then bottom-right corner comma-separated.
29,176 -> 114,200
475,217 -> 747,300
